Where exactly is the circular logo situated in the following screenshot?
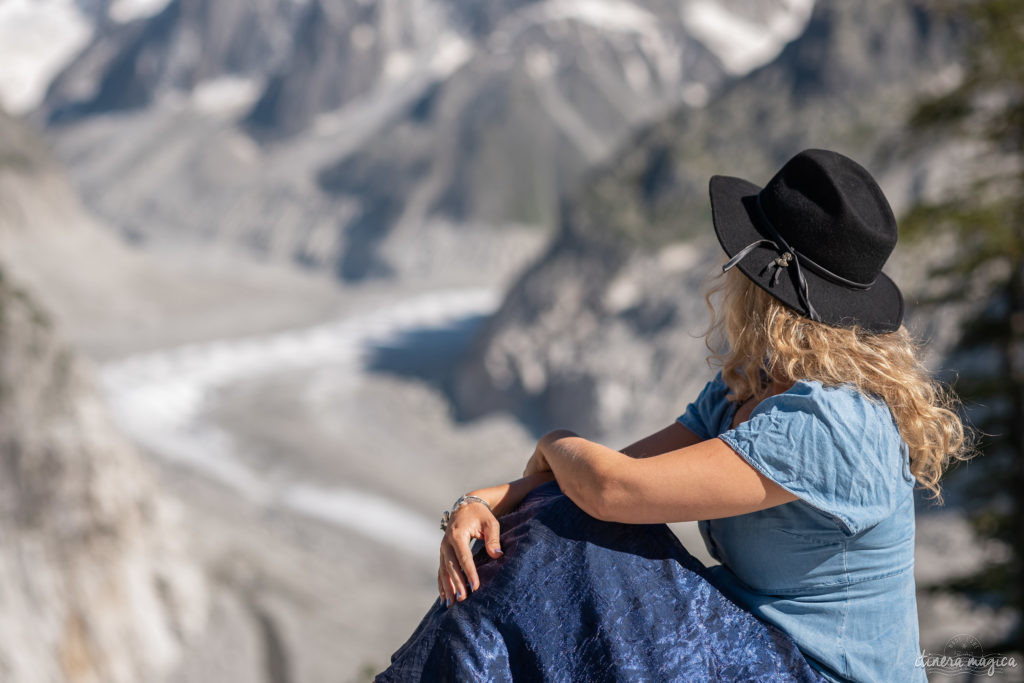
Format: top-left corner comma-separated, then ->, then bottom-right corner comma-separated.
944,634 -> 984,658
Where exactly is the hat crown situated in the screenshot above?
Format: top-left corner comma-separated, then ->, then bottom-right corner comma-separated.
758,149 -> 897,285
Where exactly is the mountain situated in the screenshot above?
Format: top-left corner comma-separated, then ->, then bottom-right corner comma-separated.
0,269 -> 205,682
0,89 -> 208,683
451,0 -> 967,443
42,0 -> 406,127
0,103 -> 348,360
29,0 -> 815,282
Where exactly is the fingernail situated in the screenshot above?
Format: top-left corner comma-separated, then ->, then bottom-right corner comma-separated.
492,548 -> 503,555
445,598 -> 451,608
456,591 -> 462,600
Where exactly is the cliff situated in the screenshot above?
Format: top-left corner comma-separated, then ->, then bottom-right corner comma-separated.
0,98 -> 206,683
0,267 -> 206,682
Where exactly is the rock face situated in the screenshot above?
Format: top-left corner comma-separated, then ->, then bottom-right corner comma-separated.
452,0 -> 965,444
0,105 -> 349,360
41,0 -> 308,123
30,0 -> 814,282
0,105 -> 141,354
0,101 -> 206,683
0,268 -> 206,683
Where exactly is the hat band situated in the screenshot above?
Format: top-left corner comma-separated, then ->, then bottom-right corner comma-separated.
753,194 -> 879,290
721,194 -> 881,323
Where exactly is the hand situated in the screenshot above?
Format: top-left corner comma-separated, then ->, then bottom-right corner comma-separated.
523,446 -> 550,477
438,500 -> 503,607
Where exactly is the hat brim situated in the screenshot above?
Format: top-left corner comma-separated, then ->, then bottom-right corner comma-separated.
709,175 -> 904,333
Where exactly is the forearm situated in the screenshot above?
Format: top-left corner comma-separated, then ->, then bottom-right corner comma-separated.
618,422 -> 703,458
468,470 -> 555,518
466,425 -> 694,522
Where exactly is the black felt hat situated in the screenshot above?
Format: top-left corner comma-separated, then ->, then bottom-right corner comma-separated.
710,148 -> 904,333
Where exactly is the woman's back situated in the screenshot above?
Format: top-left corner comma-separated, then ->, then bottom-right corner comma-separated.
679,372 -> 924,681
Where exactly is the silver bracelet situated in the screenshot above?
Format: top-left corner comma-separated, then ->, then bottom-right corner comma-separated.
439,494 -> 492,531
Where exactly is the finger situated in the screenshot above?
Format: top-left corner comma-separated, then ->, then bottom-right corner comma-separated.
442,542 -> 468,601
483,516 -> 503,558
452,530 -> 480,595
442,568 -> 458,608
439,551 -> 454,607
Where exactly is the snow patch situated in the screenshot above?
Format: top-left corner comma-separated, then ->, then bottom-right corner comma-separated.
384,50 -> 415,82
428,32 -> 472,78
191,76 -> 262,116
525,46 -> 557,80
0,0 -> 93,114
282,485 -> 439,558
623,55 -> 651,92
541,0 -> 660,36
657,243 -> 702,272
681,0 -> 815,75
108,0 -> 172,24
383,31 -> 468,84
604,277 -> 641,315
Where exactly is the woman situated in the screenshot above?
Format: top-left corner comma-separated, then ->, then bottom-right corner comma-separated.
377,149 -> 971,682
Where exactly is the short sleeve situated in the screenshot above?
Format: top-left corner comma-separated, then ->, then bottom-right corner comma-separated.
717,381 -> 910,536
675,371 -> 731,440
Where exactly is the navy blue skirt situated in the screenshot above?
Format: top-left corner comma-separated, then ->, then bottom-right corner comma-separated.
378,481 -> 826,682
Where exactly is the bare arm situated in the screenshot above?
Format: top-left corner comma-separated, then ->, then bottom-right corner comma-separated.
467,471 -> 556,517
439,423 -> 705,605
466,422 -> 699,514
533,429 -> 797,524
618,422 -> 704,459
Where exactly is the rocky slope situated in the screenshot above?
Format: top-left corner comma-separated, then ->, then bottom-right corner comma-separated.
0,105 -> 349,360
0,267 -> 206,683
29,0 -> 814,282
0,95 -> 369,683
452,0 -> 968,443
0,89 -> 210,683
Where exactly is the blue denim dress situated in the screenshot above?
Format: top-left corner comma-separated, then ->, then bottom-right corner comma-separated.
676,371 -> 926,682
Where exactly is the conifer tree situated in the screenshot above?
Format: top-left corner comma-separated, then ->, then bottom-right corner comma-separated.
903,0 -> 1024,653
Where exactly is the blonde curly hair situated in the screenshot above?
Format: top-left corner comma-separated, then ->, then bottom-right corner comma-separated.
703,265 -> 974,501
